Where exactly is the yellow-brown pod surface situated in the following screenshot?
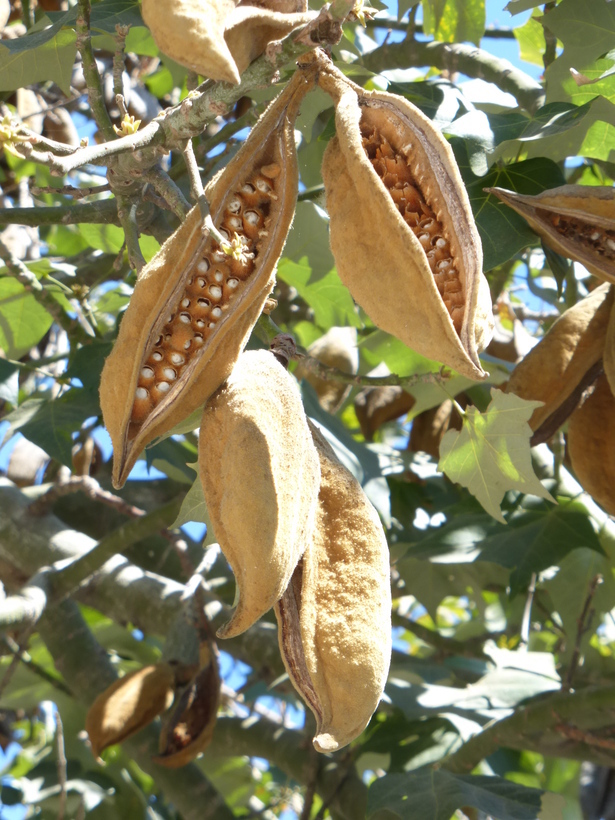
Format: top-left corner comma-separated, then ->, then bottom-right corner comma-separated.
506,283 -> 613,431
275,422 -> 391,753
568,374 -> 615,516
198,350 -> 321,639
142,0 -> 312,85
100,70 -> 312,488
318,61 -> 492,380
487,185 -> 615,284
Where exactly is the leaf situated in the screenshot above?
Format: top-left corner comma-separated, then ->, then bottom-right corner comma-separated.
367,770 -> 545,820
171,471 -> 216,544
488,102 -> 592,148
542,0 -> 615,57
0,276 -> 54,359
281,201 -> 335,279
277,259 -> 362,330
64,342 -> 113,393
0,24 -> 76,94
422,0 -> 486,46
438,389 -> 554,523
506,0 -> 544,13
0,359 -> 20,406
514,14 -> 547,66
467,158 -> 566,271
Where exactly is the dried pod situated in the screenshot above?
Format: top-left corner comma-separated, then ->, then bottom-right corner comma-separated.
295,326 -> 358,413
155,644 -> 220,768
85,663 -> 175,758
506,283 -> 613,431
142,0 -> 312,85
276,422 -> 391,753
199,349 -> 320,639
568,374 -> 615,516
318,61 -> 493,381
603,295 -> 615,396
408,398 -> 463,459
100,70 -> 312,488
354,386 -> 415,441
486,185 -> 615,283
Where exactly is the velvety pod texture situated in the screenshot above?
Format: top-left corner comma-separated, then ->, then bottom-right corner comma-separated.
142,0 -> 312,85
319,65 -> 493,380
100,72 -> 310,488
275,422 -> 392,753
506,283 -> 613,431
198,350 -> 321,639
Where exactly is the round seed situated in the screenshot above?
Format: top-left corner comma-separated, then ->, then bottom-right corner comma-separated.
181,298 -> 190,308
195,319 -> 206,329
197,259 -> 210,274
141,366 -> 154,379
152,351 -> 163,362
184,340 -> 192,350
242,183 -> 255,194
209,285 -> 222,300
155,382 -> 171,394
227,196 -> 242,213
244,210 -> 261,226
197,298 -> 210,308
227,278 -> 239,289
136,387 -> 149,400
227,216 -> 242,230
170,353 -> 185,365
179,313 -> 191,323
607,238 -> 615,252
197,277 -> 206,288
255,177 -> 272,194
214,270 -> 224,282
163,367 -> 177,381
437,259 -> 451,270
194,334 -> 204,345
208,322 -> 216,329
435,237 -> 448,248
212,307 -> 222,318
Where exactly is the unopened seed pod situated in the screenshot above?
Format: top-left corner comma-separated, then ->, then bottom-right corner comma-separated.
85,663 -> 175,758
295,326 -> 359,413
354,385 -> 415,442
199,349 -> 321,639
318,60 -> 493,380
486,185 -> 615,283
142,0 -> 312,85
506,283 -> 613,431
568,374 -> 615,516
100,69 -> 313,488
276,422 -> 391,753
155,643 -> 220,768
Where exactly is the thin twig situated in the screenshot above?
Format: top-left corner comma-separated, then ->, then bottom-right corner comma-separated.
113,24 -> 130,102
142,169 -> 191,220
564,574 -> 603,692
75,0 -> 116,143
55,709 -> 67,820
116,194 -> 146,272
519,572 -> 537,650
0,627 -> 35,699
31,183 -> 112,199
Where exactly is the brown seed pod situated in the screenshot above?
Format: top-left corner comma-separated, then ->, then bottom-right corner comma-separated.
100,69 -> 313,488
275,421 -> 391,753
506,283 -> 613,431
142,0 -> 312,85
295,326 -> 359,413
408,398 -> 463,459
85,663 -> 175,758
199,349 -> 321,639
354,386 -> 415,441
318,60 -> 493,381
155,644 -> 220,768
568,374 -> 615,516
602,294 -> 615,397
486,185 -> 615,284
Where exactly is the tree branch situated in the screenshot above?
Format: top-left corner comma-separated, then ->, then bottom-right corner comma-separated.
0,199 -> 120,227
361,39 -> 545,113
75,0 -> 116,143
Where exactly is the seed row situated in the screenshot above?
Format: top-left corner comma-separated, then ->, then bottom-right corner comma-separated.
129,164 -> 279,427
543,211 -> 615,260
361,124 -> 464,332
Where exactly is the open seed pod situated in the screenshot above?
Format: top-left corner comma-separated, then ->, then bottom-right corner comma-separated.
100,69 -> 313,488
486,185 -> 615,283
275,421 -> 391,753
506,283 -> 613,431
318,60 -> 492,381
199,349 -> 320,639
85,663 -> 175,758
604,297 -> 615,396
568,374 -> 615,516
142,0 -> 312,85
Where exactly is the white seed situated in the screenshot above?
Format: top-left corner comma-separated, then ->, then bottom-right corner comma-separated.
244,210 -> 261,226
212,307 -> 222,318
437,259 -> 451,270
194,334 -> 204,345
196,277 -> 206,288
155,382 -> 171,394
196,319 -> 206,329
227,216 -> 242,230
163,367 -> 177,381
209,285 -> 222,300
214,270 -> 224,282
183,340 -> 192,350
181,298 -> 190,308
227,278 -> 239,289
166,314 -> 174,324
136,387 -> 148,399
197,298 -> 210,308
255,178 -> 271,193
590,231 -> 601,241
170,353 -> 185,365
607,238 -> 615,252
197,259 -> 210,274
242,183 -> 255,194
212,251 -> 226,262
418,233 -> 430,248
179,312 -> 191,323
152,351 -> 163,362
435,237 -> 447,248
208,322 -> 216,329
141,366 -> 154,379
227,196 -> 242,213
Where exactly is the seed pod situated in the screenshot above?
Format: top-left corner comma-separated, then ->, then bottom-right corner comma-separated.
199,349 -> 320,639
295,326 -> 359,413
318,61 -> 493,381
155,644 -> 220,768
602,293 -> 615,397
354,386 -> 415,441
486,185 -> 615,283
276,421 -> 391,753
408,398 -> 463,459
568,374 -> 615,516
506,283 -> 613,431
100,69 -> 312,488
142,0 -> 312,85
85,663 -> 175,758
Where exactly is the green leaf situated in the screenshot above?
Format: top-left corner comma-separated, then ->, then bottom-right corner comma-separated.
423,0 -> 486,46
488,102 -> 592,148
171,471 -> 215,543
367,770 -> 544,820
438,389 -> 554,523
79,224 -> 126,255
542,0 -> 615,56
505,0 -> 544,13
0,24 -> 76,94
64,342 -> 113,393
0,276 -> 54,359
282,202 -> 335,281
514,14 -> 547,66
467,158 -> 566,271
277,259 -> 362,330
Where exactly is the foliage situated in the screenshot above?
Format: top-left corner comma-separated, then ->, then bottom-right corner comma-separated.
0,0 -> 615,819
